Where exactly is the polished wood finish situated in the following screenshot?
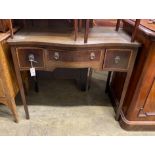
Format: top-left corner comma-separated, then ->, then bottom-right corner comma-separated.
0,20 -> 10,32
141,78 -> 155,117
140,19 -> 155,31
0,31 -> 19,122
8,25 -> 139,120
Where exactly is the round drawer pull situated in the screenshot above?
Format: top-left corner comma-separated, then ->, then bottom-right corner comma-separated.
114,56 -> 121,64
28,54 -> 38,63
90,52 -> 96,60
53,52 -> 59,60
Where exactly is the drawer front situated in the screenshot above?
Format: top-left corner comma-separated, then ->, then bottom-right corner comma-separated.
16,47 -> 45,69
48,49 -> 101,62
103,49 -> 132,70
46,49 -> 103,69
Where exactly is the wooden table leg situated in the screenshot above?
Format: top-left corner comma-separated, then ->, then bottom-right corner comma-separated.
11,48 -> 30,119
105,71 -> 112,93
115,19 -> 121,31
86,68 -> 92,91
34,73 -> 39,93
76,68 -> 89,91
115,50 -> 138,120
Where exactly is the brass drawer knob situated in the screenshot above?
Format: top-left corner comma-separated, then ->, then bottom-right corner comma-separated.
53,52 -> 59,60
28,54 -> 38,63
90,52 -> 95,60
28,54 -> 35,62
114,56 -> 120,64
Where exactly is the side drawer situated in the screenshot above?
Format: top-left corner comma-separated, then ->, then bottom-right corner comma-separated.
16,47 -> 45,70
46,49 -> 104,70
103,49 -> 132,71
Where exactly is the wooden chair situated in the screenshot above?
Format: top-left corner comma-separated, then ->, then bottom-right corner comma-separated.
74,19 -> 90,43
116,19 -> 141,42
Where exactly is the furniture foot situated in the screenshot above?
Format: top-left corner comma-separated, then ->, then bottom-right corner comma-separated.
9,98 -> 19,123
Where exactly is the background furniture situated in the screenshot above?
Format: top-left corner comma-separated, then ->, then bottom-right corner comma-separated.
0,20 -> 29,122
0,28 -> 19,122
0,20 -> 10,32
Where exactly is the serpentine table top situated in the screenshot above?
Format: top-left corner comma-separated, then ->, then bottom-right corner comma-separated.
7,27 -> 140,48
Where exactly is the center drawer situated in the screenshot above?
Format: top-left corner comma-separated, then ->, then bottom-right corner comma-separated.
48,49 -> 101,62
46,49 -> 103,69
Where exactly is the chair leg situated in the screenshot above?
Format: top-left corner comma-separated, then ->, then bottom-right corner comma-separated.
74,19 -> 78,41
131,19 -> 141,42
84,19 -> 90,43
8,19 -> 14,38
79,19 -> 83,31
9,98 -> 19,123
115,19 -> 121,31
